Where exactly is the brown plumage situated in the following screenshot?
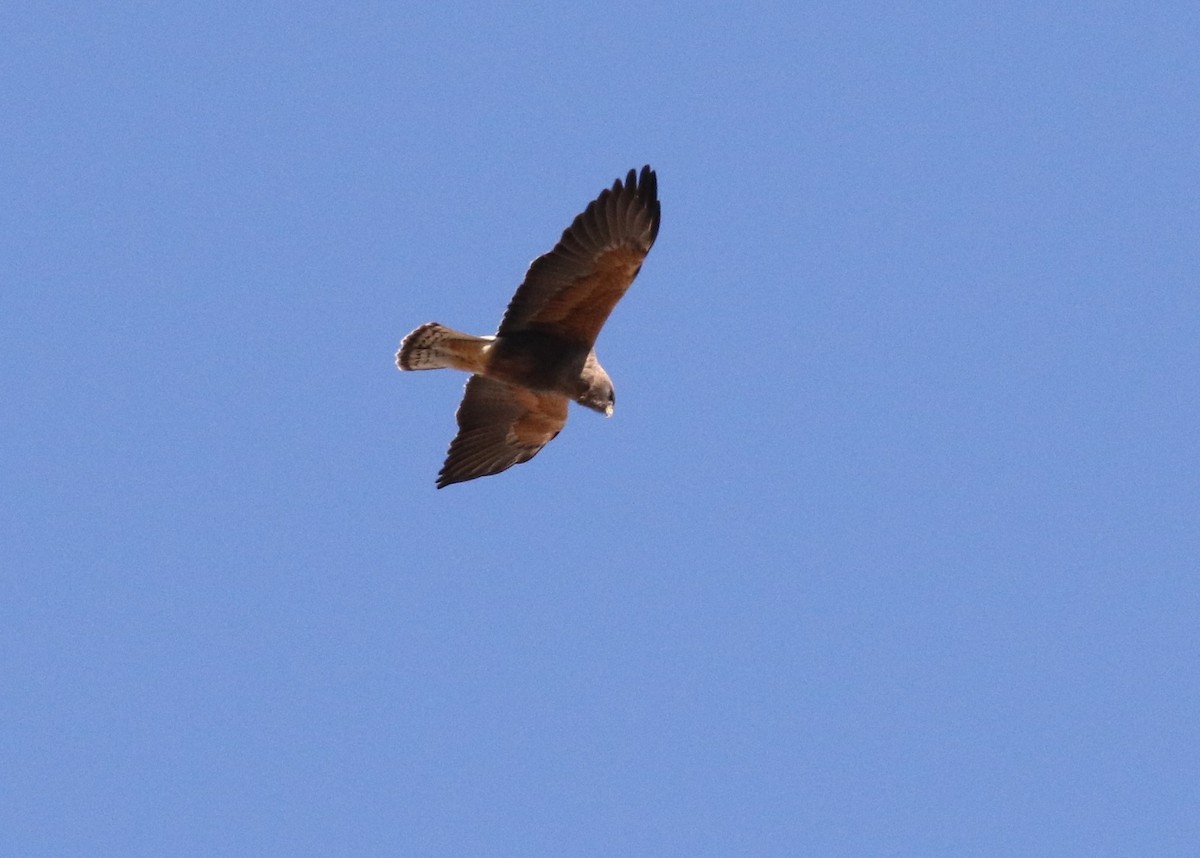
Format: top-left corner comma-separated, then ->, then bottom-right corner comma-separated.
396,166 -> 661,488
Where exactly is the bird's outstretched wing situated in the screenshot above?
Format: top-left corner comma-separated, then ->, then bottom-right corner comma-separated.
496,166 -> 660,348
437,375 -> 569,488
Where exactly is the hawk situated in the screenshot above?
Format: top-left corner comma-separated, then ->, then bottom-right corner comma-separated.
396,165 -> 661,488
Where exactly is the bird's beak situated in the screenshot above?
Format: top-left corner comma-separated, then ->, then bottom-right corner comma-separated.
604,404 -> 614,418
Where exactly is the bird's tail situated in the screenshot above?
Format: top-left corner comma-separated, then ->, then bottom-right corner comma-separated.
396,323 -> 491,372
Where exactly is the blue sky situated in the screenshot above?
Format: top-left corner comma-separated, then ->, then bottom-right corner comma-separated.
3,3 -> 1198,855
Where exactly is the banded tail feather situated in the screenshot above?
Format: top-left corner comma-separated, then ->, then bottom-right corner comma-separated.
396,322 -> 492,372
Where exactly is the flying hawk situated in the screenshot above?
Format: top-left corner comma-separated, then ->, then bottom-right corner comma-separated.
396,166 -> 661,488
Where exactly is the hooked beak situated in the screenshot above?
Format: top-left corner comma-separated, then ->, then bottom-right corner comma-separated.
604,403 -> 614,418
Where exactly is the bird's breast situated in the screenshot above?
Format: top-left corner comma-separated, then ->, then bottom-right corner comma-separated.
483,330 -> 589,393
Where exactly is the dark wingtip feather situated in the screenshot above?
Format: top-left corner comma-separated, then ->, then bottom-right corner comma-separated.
634,164 -> 661,246
435,463 -> 474,489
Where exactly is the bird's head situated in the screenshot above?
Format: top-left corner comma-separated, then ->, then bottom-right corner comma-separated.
577,353 -> 615,417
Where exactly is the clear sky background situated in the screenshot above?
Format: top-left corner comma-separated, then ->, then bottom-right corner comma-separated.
3,4 -> 1198,856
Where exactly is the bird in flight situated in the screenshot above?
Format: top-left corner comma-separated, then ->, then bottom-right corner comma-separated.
396,166 -> 661,488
